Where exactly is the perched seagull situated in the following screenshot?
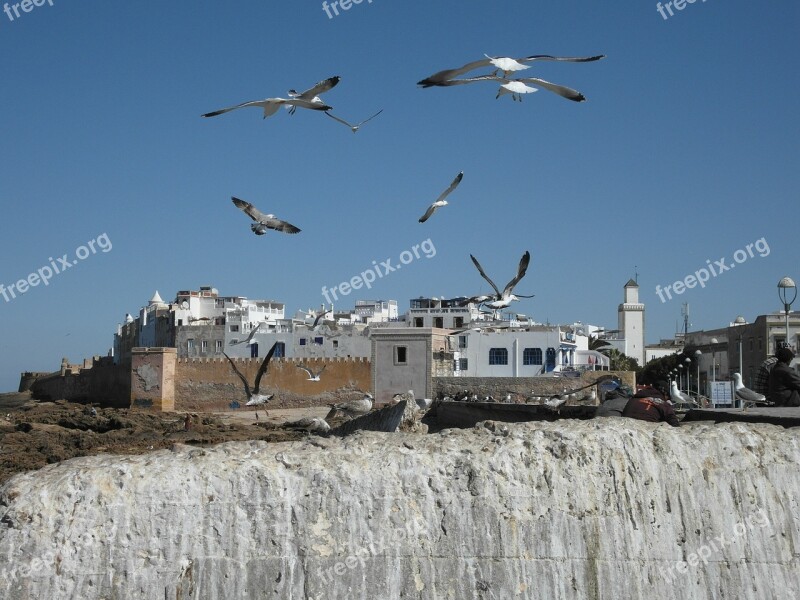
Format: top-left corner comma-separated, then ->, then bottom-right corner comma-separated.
469,251 -> 534,310
231,322 -> 263,346
324,109 -> 383,133
543,395 -> 566,409
391,390 -> 415,405
669,381 -> 693,405
285,416 -> 331,434
327,393 -> 374,420
419,74 -> 588,103
733,373 -> 767,411
232,197 -> 301,235
297,364 -> 326,381
418,171 -> 464,223
202,97 -> 331,119
416,397 -> 434,411
223,341 -> 278,420
418,54 -> 605,86
286,76 -> 341,114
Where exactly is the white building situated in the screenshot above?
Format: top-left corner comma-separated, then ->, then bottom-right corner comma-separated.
617,279 -> 645,366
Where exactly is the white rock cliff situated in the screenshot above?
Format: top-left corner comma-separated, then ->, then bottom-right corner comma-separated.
0,419 -> 798,599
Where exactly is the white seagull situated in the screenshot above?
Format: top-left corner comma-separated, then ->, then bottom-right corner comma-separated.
285,416 -> 331,434
732,373 -> 767,411
327,392 -> 374,420
232,197 -> 301,235
324,109 -> 383,133
202,97 -> 331,120
418,171 -> 464,223
418,74 -> 589,103
297,364 -> 326,382
223,341 -> 278,420
418,54 -> 605,86
669,380 -> 693,405
286,76 -> 341,115
231,322 -> 263,346
469,251 -> 534,310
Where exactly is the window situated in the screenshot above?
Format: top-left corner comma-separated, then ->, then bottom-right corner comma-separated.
333,340 -> 339,349
453,317 -> 464,329
187,339 -> 195,352
454,357 -> 468,371
230,325 -> 240,333
546,347 -> 556,371
215,340 -> 223,352
299,338 -> 306,346
274,342 -> 286,358
201,340 -> 208,352
177,319 -> 183,326
433,317 -> 444,328
489,348 -> 508,365
251,343 -> 258,358
394,346 -> 408,365
458,335 -> 467,349
414,317 -> 424,328
314,337 -> 324,345
523,348 -> 543,365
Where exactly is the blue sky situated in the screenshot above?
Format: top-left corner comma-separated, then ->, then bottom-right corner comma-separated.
0,0 -> 798,392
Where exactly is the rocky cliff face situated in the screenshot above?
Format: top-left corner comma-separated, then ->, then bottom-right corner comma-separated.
0,419 -> 798,599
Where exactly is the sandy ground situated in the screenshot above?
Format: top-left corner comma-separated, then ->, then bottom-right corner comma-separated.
0,392 -> 336,486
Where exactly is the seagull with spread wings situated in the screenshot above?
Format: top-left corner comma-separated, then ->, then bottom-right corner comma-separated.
230,322 -> 263,346
286,76 -> 341,114
202,97 -> 331,119
423,74 -> 588,102
418,54 -> 605,86
324,109 -> 383,133
297,364 -> 327,382
418,171 -> 464,223
469,251 -> 534,310
232,197 -> 301,235
223,341 -> 278,420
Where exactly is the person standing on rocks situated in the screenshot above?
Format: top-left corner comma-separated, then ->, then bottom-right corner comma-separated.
621,384 -> 680,427
768,347 -> 800,407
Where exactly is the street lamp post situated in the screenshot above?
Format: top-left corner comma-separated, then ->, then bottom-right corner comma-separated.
684,357 -> 691,395
694,349 -> 701,399
778,277 -> 797,350
678,364 -> 684,392
710,337 -> 718,383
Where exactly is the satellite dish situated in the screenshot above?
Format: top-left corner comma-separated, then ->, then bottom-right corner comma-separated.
181,301 -> 189,309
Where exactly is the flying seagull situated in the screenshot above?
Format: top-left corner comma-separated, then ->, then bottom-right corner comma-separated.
286,75 -> 341,115
324,109 -> 383,133
223,341 -> 278,420
326,392 -> 373,420
312,310 -> 332,330
732,372 -> 768,411
469,251 -> 534,309
201,97 -> 331,119
418,74 -> 589,102
232,197 -> 301,235
231,322 -> 263,346
297,364 -> 326,381
418,171 -> 464,223
418,54 -> 605,87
